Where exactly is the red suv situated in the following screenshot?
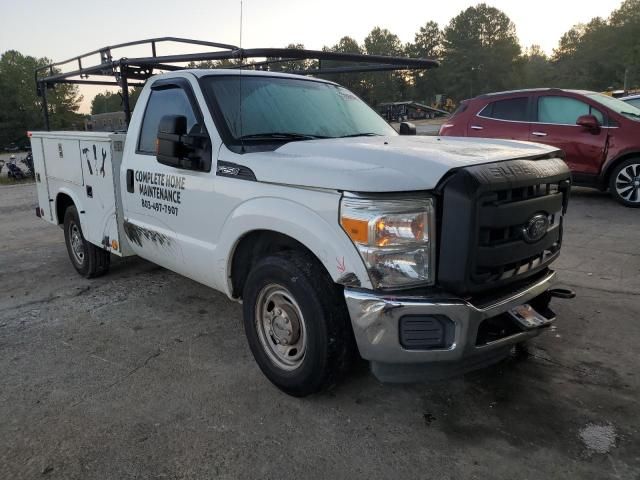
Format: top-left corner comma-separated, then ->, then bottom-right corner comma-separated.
439,89 -> 640,207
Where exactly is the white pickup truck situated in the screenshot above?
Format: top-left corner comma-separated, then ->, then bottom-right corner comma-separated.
31,68 -> 573,396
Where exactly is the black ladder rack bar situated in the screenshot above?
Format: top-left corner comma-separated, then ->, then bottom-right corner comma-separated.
35,37 -> 439,130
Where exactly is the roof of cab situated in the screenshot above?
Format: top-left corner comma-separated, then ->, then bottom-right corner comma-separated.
476,88 -> 596,99
181,68 -> 337,84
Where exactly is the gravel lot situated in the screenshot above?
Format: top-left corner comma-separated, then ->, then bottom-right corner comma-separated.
1,182 -> 639,479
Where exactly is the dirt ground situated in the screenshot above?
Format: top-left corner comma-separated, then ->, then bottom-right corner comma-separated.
1,182 -> 639,479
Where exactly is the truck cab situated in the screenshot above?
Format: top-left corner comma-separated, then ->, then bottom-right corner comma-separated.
31,44 -> 573,396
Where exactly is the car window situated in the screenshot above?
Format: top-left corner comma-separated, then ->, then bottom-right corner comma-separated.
626,98 -> 640,109
202,76 -> 396,140
479,97 -> 528,121
138,87 -> 197,154
538,96 -> 604,125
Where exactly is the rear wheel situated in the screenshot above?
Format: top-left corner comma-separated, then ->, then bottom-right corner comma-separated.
610,158 -> 640,207
242,251 -> 353,397
63,206 -> 110,278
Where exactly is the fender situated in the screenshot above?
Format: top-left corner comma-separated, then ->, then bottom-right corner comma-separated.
600,148 -> 640,181
214,196 -> 372,297
55,186 -> 86,228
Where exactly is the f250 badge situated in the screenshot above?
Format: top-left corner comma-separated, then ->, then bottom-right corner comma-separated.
522,213 -> 549,243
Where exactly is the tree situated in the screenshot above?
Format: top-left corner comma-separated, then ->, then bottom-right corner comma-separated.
0,50 -> 83,146
517,45 -> 555,88
405,21 -> 443,104
440,4 -> 521,100
552,13 -> 635,90
321,36 -> 367,97
90,88 -> 142,115
266,43 -> 314,72
363,27 -> 408,104
605,0 -> 640,89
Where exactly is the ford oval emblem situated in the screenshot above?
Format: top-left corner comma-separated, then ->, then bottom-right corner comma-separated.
522,214 -> 549,243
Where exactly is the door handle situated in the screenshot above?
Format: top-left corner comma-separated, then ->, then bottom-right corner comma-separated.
531,131 -> 548,137
470,125 -> 484,130
126,169 -> 134,193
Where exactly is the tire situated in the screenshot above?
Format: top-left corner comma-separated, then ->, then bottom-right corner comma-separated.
242,251 -> 353,397
609,158 -> 640,207
63,205 -> 110,278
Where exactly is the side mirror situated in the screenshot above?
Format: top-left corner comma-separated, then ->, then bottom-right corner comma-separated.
156,115 -> 208,170
399,121 -> 417,135
576,114 -> 600,133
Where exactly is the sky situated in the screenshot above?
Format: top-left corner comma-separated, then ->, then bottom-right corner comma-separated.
0,0 -> 623,113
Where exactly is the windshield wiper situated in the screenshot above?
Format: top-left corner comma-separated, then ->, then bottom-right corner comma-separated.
337,132 -> 383,138
238,132 -> 328,141
621,111 -> 640,118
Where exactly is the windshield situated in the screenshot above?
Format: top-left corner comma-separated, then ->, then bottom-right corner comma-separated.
624,97 -> 640,109
202,75 -> 397,142
587,92 -> 640,122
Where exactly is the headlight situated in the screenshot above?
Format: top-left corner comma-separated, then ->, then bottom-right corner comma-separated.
340,194 -> 436,289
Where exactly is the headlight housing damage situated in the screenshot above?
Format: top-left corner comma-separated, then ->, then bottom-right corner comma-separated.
340,194 -> 436,289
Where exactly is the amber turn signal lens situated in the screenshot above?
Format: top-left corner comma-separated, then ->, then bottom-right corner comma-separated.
341,217 -> 369,244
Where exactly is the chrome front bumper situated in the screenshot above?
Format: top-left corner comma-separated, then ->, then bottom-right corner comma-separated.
344,271 -> 557,381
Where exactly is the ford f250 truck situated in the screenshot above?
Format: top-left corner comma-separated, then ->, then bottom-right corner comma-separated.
31,40 -> 573,396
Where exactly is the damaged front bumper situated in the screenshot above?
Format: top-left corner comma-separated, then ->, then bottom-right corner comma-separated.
344,271 -> 558,382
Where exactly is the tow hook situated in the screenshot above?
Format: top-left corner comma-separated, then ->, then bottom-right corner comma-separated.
548,288 -> 576,299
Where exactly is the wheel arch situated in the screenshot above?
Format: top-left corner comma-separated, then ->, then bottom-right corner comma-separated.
54,188 -> 84,225
602,151 -> 640,186
217,197 -> 372,299
230,230 -> 324,299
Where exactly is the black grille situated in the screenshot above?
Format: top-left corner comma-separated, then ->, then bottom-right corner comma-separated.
437,156 -> 571,296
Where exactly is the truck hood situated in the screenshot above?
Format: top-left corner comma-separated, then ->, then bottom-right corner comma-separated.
220,136 -> 561,192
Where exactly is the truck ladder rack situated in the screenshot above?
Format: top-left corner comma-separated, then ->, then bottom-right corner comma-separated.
35,37 -> 439,130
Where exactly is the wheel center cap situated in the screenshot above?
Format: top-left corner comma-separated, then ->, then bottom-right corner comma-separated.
269,307 -> 300,346
272,316 -> 291,344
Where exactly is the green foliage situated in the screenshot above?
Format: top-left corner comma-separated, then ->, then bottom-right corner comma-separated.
361,27 -> 407,104
0,50 -> 83,146
267,43 -> 315,72
3,0 -> 639,141
322,36 -> 368,97
440,3 -> 521,99
515,45 -> 555,89
91,88 -> 142,114
406,21 -> 443,103
552,0 -> 640,90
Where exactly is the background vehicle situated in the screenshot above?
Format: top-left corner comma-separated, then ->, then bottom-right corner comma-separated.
6,155 -> 25,180
21,152 -> 34,177
439,88 -> 640,207
621,94 -> 640,109
30,39 -> 573,396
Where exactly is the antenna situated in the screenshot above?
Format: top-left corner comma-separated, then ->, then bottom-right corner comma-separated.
239,0 -> 245,153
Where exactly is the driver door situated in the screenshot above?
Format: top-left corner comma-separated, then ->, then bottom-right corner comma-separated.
530,94 -> 608,175
121,76 -> 219,286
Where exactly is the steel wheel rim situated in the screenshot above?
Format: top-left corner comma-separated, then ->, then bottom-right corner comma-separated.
255,284 -> 307,371
69,222 -> 85,264
615,163 -> 640,203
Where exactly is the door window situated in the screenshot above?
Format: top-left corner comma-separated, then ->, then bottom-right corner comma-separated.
479,97 -> 528,121
537,96 -> 604,125
138,87 -> 197,154
626,98 -> 640,109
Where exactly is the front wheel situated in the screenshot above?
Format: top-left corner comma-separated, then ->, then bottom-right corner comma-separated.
63,205 -> 110,278
610,159 -> 640,207
242,252 -> 353,397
